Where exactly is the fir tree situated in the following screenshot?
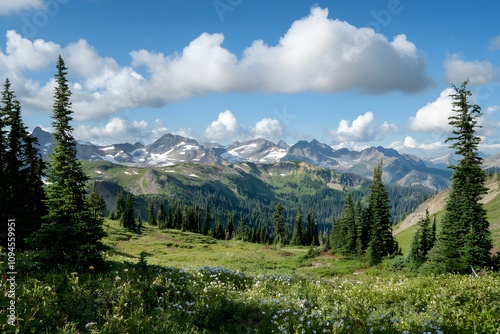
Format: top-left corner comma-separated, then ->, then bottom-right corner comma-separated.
408,209 -> 434,266
226,213 -> 234,240
202,205 -> 211,235
273,202 -> 287,245
355,200 -> 365,254
147,201 -> 156,225
28,56 -> 106,268
157,202 -> 166,229
213,218 -> 225,240
290,207 -> 303,246
1,79 -> 46,249
114,191 -> 125,220
120,192 -> 136,230
427,81 -> 492,273
88,181 -> 106,220
366,162 -> 398,265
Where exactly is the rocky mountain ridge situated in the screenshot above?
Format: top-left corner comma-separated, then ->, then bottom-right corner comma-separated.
33,127 -> 460,190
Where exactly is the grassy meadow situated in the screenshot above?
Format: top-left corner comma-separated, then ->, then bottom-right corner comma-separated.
2,218 -> 500,333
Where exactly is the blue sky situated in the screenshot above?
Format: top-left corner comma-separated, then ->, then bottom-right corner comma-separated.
0,0 -> 499,157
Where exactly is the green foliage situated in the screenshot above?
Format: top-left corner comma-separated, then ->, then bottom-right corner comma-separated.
120,192 -> 136,230
147,200 -> 157,225
408,209 -> 435,268
428,81 -> 492,273
290,207 -> 303,246
366,162 -> 399,265
27,56 -> 106,268
88,181 -> 106,219
0,78 -> 46,249
273,202 -> 287,245
3,262 -> 499,333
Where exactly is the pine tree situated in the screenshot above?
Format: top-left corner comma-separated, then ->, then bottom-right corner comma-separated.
1,79 -> 46,249
273,202 -> 287,245
147,201 -> 156,225
114,191 -> 125,220
427,81 -> 492,273
136,212 -> 143,229
120,192 -> 136,230
202,205 -> 211,235
355,200 -> 365,254
213,218 -> 225,240
88,181 -> 106,219
408,209 -> 434,266
226,213 -> 234,240
290,207 -> 303,246
27,56 -> 106,268
366,162 -> 398,265
157,202 -> 166,229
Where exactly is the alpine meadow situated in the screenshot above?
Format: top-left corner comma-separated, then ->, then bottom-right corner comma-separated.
1,2 -> 500,333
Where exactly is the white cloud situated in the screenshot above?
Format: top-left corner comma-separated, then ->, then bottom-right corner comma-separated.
0,7 -> 433,121
444,54 -> 497,85
251,118 -> 284,141
388,136 -> 447,155
0,0 -> 42,14
409,88 -> 454,133
489,35 -> 500,50
330,111 -> 397,144
204,110 -> 245,143
239,7 -> 431,93
74,117 -> 168,145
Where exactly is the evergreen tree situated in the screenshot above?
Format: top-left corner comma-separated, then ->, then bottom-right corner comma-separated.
213,218 -> 225,240
147,201 -> 156,225
427,81 -> 492,273
1,79 -> 46,249
88,181 -> 106,219
304,213 -> 313,246
366,162 -> 398,265
331,192 -> 356,254
120,192 -> 136,230
157,202 -> 166,229
226,213 -> 234,240
136,212 -> 143,229
203,205 -> 211,235
355,200 -> 365,254
273,202 -> 287,245
114,191 -> 125,221
408,209 -> 434,266
290,207 -> 303,246
27,56 -> 106,268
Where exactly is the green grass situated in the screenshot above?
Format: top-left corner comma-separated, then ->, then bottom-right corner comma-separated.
102,219 -> 371,277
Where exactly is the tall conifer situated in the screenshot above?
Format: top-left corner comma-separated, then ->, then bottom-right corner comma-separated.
427,81 -> 492,272
28,56 -> 106,268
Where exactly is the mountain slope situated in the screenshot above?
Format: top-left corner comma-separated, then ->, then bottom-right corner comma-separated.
393,175 -> 500,253
33,127 -> 458,190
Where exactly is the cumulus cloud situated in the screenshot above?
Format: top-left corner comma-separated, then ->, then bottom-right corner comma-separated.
409,88 -> 454,133
251,118 -> 285,141
444,54 -> 497,85
330,111 -> 397,144
489,36 -> 500,50
204,110 -> 245,143
0,6 -> 433,121
74,117 -> 168,145
0,0 -> 42,14
389,136 -> 446,152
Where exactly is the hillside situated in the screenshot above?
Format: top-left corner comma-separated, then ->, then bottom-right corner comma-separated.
82,160 -> 435,229
394,175 -> 500,253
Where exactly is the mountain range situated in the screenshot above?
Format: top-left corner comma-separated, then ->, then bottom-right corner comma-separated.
32,126 -> 460,190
